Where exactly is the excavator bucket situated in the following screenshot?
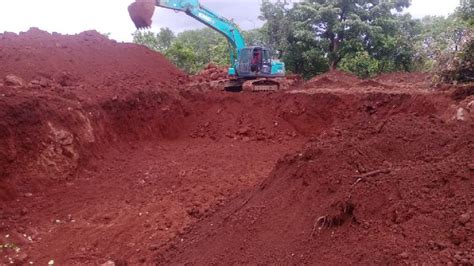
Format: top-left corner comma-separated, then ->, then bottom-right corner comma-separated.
128,0 -> 156,29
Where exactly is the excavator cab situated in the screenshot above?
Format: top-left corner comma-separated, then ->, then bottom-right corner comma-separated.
236,47 -> 273,78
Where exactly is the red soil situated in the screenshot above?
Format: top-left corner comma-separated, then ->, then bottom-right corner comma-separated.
0,28 -> 186,101
304,70 -> 360,89
0,30 -> 473,265
162,113 -> 473,265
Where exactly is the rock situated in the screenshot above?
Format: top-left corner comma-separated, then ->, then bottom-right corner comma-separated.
4,75 -> 25,87
16,253 -> 29,263
458,213 -> 471,225
450,228 -> 467,245
101,261 -> 115,266
237,127 -> 251,136
399,252 -> 409,259
439,248 -> 452,258
468,163 -> 474,171
39,77 -> 50,87
455,108 -> 466,121
467,100 -> 474,112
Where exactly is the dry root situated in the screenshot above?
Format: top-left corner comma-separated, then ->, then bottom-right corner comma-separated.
311,201 -> 355,236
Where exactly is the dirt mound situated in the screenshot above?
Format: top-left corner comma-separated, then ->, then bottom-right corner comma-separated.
305,70 -> 360,89
374,72 -> 432,86
357,79 -> 393,89
191,63 -> 228,83
162,113 -> 473,265
0,28 -> 186,101
0,29 -> 188,197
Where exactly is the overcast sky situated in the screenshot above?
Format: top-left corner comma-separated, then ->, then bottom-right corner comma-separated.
0,0 -> 461,42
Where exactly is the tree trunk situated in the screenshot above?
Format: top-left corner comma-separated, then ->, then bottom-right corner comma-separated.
329,37 -> 341,70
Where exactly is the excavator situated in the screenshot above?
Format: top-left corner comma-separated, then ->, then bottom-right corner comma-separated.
128,0 -> 286,91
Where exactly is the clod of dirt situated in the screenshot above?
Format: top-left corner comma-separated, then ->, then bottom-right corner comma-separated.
456,108 -> 467,121
4,74 -> 25,87
357,80 -> 392,89
451,86 -> 474,101
458,213 -> 471,225
468,163 -> 474,171
305,75 -> 350,89
450,228 -> 467,245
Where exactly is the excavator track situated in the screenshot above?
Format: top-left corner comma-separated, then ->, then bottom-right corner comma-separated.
243,78 -> 286,92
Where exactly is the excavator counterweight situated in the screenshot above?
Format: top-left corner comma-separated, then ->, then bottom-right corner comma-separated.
128,0 -> 156,29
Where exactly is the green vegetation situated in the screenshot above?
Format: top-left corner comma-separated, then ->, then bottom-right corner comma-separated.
133,0 -> 473,82
133,27 -> 229,73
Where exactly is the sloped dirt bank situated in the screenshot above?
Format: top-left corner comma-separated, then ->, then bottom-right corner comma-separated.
160,107 -> 473,265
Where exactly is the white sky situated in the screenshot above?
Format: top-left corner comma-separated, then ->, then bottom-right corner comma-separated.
0,0 -> 461,42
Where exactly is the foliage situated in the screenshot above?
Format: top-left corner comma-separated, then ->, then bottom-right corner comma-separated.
132,27 -> 175,52
432,0 -> 474,83
101,32 -> 112,39
164,41 -> 197,73
259,0 -> 291,55
340,51 -> 379,78
437,39 -> 474,83
243,28 -> 266,46
130,0 -> 472,80
289,0 -> 410,70
173,28 -> 229,70
258,0 -> 421,78
457,0 -> 474,26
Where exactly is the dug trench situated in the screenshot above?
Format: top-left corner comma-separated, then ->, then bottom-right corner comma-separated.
0,30 -> 473,264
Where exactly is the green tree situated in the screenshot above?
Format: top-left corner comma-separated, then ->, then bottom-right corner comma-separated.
174,28 -> 230,69
132,27 -> 175,52
368,14 -> 424,72
165,41 -> 197,73
457,0 -> 474,26
243,28 -> 266,46
340,51 -> 379,78
259,0 -> 291,55
290,0 -> 411,70
430,0 -> 474,83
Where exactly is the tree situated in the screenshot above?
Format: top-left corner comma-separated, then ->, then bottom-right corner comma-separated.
165,41 -> 197,73
243,29 -> 266,46
432,0 -> 474,83
259,0 -> 291,55
367,14 -> 424,72
132,27 -> 175,52
290,0 -> 411,70
173,28 -> 229,69
156,27 -> 175,52
457,0 -> 474,26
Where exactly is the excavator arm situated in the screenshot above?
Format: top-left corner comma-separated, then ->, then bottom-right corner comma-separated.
129,0 -> 246,63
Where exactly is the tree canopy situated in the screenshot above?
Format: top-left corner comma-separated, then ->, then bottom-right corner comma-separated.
132,0 -> 472,82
